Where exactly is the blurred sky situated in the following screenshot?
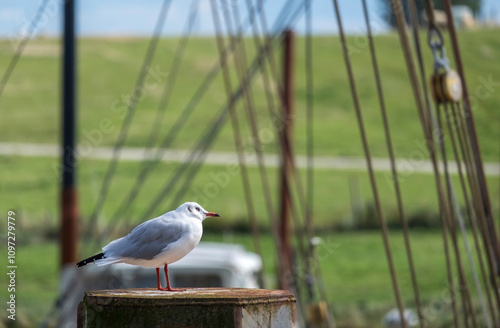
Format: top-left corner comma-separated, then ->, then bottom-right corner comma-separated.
0,0 -> 499,39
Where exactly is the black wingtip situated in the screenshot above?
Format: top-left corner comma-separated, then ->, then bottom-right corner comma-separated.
76,252 -> 105,267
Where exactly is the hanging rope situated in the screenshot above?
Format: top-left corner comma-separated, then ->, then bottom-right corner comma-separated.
304,0 -> 318,305
254,0 -> 310,215
228,0 -> 324,313
96,0 -> 270,242
249,1 -> 312,262
208,0 -> 269,288
331,1 -> 407,327
413,0 -> 487,326
95,0 -> 200,241
211,1 -> 312,296
141,0 -> 308,219
87,0 -> 172,233
362,1 -> 425,327
232,5 -> 310,314
53,1 -> 310,326
452,102 -> 500,313
164,0 -> 311,215
453,99 -> 500,314
442,0 -> 500,277
389,0 -> 467,326
436,104 -> 479,327
443,103 -> 496,326
424,0 -> 500,324
228,0 -> 316,293
0,0 -> 51,99
143,0 -> 201,158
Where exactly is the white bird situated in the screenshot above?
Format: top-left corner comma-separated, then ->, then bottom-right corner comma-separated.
76,202 -> 220,291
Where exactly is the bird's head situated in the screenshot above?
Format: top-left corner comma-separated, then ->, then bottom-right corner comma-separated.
178,202 -> 220,221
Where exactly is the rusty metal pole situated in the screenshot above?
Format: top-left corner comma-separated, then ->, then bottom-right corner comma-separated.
61,0 -> 79,267
279,29 -> 294,290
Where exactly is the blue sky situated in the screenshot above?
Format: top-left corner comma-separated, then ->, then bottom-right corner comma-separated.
1,0 -> 499,39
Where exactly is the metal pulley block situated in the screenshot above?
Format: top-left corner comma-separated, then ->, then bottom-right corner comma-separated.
428,28 -> 462,103
431,69 -> 463,103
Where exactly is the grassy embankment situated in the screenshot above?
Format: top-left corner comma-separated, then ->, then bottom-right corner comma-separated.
0,29 -> 499,326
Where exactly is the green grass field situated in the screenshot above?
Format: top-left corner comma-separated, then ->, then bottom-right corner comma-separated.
0,231 -> 494,327
1,156 -> 498,231
0,28 -> 499,327
0,29 -> 499,159
0,28 -> 498,225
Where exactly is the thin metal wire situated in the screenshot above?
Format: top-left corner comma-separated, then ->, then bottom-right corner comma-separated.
409,0 -> 484,325
247,2 -> 312,236
331,1 -> 407,326
255,0 -> 284,99
230,8 -> 309,314
47,1 -> 263,324
56,1 -> 305,325
442,0 -> 500,271
361,1 -> 424,326
448,98 -> 500,306
152,0 -> 303,291
238,0 -> 320,307
407,0 -> 435,150
242,0 -> 280,126
0,0 -> 51,99
240,0 -> 291,287
436,104 -> 478,328
445,103 -> 497,326
260,4 -> 313,254
220,0 -> 279,231
97,0 -> 199,240
409,1 -> 481,323
144,0 -> 201,156
453,103 -> 500,310
247,1 -> 311,235
388,0 -> 460,325
232,0 -> 312,291
241,0 -> 311,247
92,0 -> 199,239
88,0 -> 172,231
162,2 -> 313,301
164,0 -> 310,211
208,0 -> 267,288
304,0 -> 318,305
144,0 -> 308,218
216,0 -> 310,297
98,0 -> 270,242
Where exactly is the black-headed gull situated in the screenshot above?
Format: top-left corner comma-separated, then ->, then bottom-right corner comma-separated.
76,202 -> 220,291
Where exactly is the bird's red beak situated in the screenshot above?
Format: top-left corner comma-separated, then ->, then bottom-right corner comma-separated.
206,212 -> 220,217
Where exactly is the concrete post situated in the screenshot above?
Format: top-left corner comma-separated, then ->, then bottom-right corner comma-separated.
78,288 -> 296,328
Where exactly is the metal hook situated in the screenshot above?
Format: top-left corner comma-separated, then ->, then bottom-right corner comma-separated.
427,27 -> 444,49
428,28 -> 449,72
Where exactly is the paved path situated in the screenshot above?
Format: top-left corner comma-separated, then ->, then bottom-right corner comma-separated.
0,142 -> 498,176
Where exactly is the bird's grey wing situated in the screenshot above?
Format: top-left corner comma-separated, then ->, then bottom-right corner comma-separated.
103,218 -> 187,260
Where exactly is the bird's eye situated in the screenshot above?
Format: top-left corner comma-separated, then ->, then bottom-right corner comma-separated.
196,206 -> 200,212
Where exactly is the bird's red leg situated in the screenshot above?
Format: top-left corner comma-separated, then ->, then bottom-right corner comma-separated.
163,264 -> 185,292
156,267 -> 163,290
165,264 -> 172,290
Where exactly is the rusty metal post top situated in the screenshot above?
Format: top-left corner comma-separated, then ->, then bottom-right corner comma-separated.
80,288 -> 296,328
85,288 -> 296,306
